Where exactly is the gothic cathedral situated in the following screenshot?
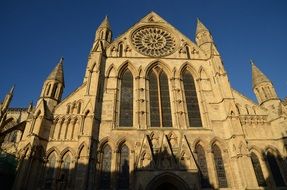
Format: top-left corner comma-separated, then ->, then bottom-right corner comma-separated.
12,12 -> 287,190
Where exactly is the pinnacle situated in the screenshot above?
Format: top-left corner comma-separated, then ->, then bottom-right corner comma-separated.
47,57 -> 64,85
9,85 -> 15,94
99,15 -> 111,29
196,18 -> 209,34
251,61 -> 270,88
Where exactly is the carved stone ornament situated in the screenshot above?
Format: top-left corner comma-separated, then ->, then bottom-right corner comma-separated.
131,26 -> 177,57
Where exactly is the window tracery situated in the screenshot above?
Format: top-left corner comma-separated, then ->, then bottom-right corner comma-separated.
131,26 -> 177,57
148,66 -> 172,127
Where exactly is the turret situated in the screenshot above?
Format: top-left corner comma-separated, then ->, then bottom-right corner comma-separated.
91,16 -> 112,52
84,16 -> 112,83
252,60 -> 279,107
39,57 -> 64,110
195,19 -> 219,57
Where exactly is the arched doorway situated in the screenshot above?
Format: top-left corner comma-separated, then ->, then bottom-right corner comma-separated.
146,173 -> 189,190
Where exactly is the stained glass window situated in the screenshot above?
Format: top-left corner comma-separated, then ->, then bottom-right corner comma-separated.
250,152 -> 266,186
149,67 -> 172,127
100,145 -> 112,189
196,144 -> 210,187
149,71 -> 160,127
118,145 -> 129,189
119,69 -> 133,127
266,152 -> 286,187
159,72 -> 172,127
213,145 -> 228,188
183,71 -> 202,127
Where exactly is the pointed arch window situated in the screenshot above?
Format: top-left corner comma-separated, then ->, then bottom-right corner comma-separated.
182,70 -> 202,127
118,145 -> 129,189
185,46 -> 191,59
46,83 -> 51,96
59,153 -> 72,188
195,144 -> 210,187
250,152 -> 266,186
45,153 -> 57,188
212,144 -> 228,188
119,69 -> 133,127
148,66 -> 172,127
118,43 -> 123,57
100,145 -> 112,189
51,83 -> 57,98
266,152 -> 286,187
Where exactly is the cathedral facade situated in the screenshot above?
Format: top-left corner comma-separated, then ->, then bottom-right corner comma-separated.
12,12 -> 287,190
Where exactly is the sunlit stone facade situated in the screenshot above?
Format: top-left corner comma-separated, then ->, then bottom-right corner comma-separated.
12,12 -> 287,190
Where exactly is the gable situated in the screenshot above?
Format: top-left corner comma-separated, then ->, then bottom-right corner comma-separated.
106,12 -> 207,59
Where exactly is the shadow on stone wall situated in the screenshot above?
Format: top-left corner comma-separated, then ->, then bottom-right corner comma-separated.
9,143 -> 287,190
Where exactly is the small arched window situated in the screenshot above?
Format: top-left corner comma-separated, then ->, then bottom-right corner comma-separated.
212,144 -> 228,188
67,105 -> 71,114
119,69 -> 133,127
118,145 -> 129,189
51,83 -> 57,98
182,70 -> 202,127
100,145 -> 112,189
77,102 -> 81,114
118,43 -> 123,57
266,151 -> 286,187
250,152 -> 266,186
195,144 -> 210,187
185,46 -> 191,59
148,66 -> 172,127
262,87 -> 268,99
46,83 -> 51,96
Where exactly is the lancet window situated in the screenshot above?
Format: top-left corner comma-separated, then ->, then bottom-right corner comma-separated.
117,145 -> 129,189
119,69 -> 133,127
44,153 -> 57,188
250,152 -> 266,186
212,144 -> 228,188
148,66 -> 172,127
182,70 -> 202,127
58,153 -> 72,189
266,151 -> 286,187
100,145 -> 112,189
195,144 -> 210,187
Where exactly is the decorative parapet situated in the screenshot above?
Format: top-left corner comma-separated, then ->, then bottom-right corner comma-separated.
239,115 -> 268,125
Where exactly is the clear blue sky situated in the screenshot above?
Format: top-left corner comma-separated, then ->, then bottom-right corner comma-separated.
1,0 -> 287,107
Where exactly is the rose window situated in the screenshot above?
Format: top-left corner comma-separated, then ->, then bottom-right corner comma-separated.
131,26 -> 177,57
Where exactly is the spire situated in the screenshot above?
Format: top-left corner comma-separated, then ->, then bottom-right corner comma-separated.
47,57 -> 64,86
251,60 -> 270,88
196,18 -> 209,35
98,16 -> 111,30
